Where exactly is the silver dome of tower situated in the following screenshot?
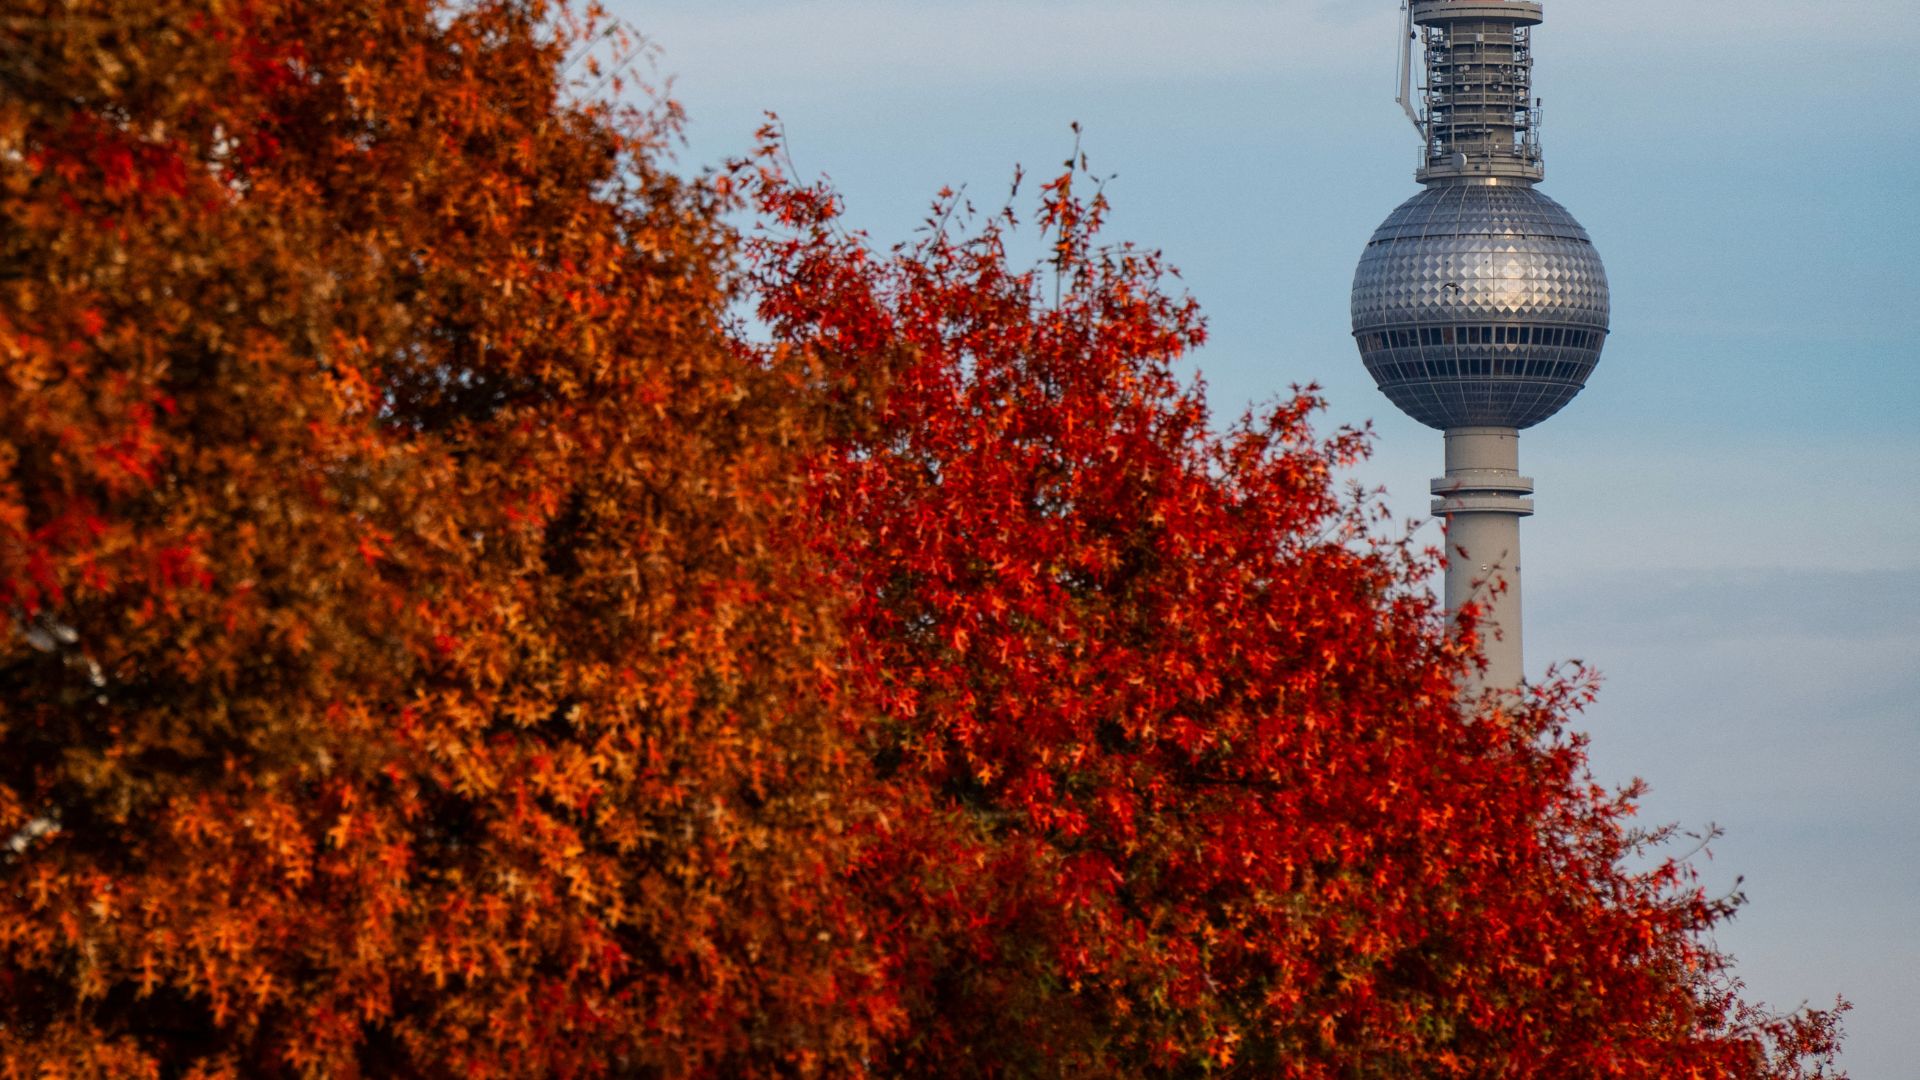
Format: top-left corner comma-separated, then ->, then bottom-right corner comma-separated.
1351,180 -> 1609,430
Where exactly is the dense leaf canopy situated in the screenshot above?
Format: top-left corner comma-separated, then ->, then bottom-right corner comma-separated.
1,1 -> 1844,1076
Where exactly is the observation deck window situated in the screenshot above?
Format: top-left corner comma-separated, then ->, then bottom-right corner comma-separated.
1360,326 -> 1603,358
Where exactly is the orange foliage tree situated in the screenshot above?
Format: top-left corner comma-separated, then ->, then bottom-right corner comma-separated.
2,1 -> 879,1075
2,0 -> 1845,1076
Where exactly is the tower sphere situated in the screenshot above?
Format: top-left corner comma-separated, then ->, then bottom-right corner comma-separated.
1351,179 -> 1609,430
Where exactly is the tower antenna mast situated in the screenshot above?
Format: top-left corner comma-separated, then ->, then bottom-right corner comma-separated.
1396,2 -> 1424,137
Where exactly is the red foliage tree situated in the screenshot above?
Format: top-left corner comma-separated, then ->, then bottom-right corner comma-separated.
743,140 -> 1848,1077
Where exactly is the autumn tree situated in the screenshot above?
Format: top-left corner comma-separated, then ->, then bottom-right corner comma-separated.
742,143 -> 1847,1077
2,1 -> 881,1075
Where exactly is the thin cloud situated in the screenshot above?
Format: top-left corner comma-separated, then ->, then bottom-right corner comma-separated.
621,0 -> 1916,93
1560,0 -> 1912,46
624,1 -> 1393,86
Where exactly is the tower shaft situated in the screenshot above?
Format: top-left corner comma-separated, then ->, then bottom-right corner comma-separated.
1432,427 -> 1532,689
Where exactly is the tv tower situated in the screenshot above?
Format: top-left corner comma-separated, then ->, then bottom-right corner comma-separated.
1351,0 -> 1609,690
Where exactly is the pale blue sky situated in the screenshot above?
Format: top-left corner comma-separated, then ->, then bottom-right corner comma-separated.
610,2 -> 1919,1072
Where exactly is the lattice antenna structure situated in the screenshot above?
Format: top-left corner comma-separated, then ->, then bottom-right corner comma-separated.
1408,1 -> 1545,182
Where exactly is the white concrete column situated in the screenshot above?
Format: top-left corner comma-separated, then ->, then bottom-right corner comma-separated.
1432,427 -> 1533,691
